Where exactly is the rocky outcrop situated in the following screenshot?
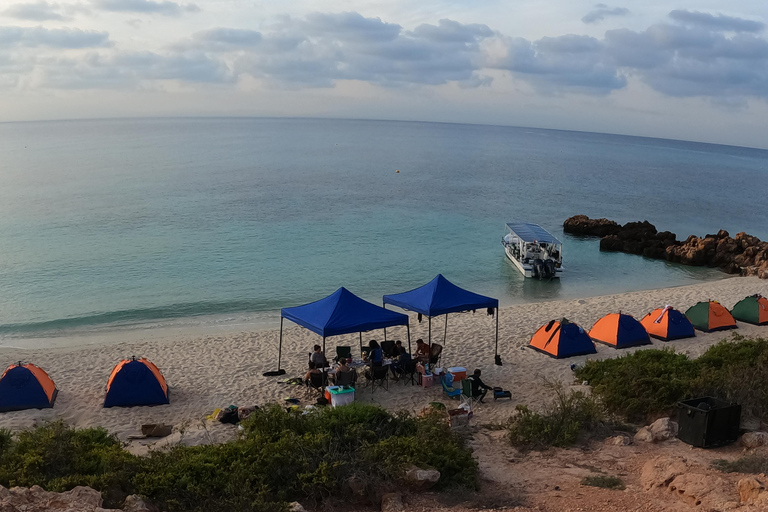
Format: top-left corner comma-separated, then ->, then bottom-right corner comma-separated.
635,418 -> 679,444
738,477 -> 768,505
564,216 -> 768,278
0,485 -> 115,512
642,456 -> 739,510
740,431 -> 768,449
380,492 -> 404,512
402,464 -> 441,490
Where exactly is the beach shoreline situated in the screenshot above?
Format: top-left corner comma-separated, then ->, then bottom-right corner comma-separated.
1,276 -> 767,447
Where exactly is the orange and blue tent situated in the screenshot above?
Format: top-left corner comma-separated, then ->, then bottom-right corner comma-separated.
104,357 -> 169,408
0,363 -> 58,412
640,306 -> 696,341
730,295 -> 768,325
589,313 -> 651,348
529,319 -> 596,358
685,301 -> 737,332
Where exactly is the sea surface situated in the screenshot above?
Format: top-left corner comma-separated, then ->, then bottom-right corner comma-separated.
1,117 -> 767,348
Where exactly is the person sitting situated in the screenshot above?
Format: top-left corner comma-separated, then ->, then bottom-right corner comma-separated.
469,368 -> 491,403
332,359 -> 355,386
364,339 -> 383,367
309,345 -> 328,368
414,339 -> 430,363
304,361 -> 322,386
390,343 -> 412,378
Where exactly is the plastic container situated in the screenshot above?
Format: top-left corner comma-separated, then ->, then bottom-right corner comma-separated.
448,366 -> 467,382
677,397 -> 741,448
329,386 -> 355,407
419,374 -> 434,388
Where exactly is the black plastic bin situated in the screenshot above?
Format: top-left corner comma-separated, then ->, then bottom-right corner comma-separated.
676,397 -> 741,448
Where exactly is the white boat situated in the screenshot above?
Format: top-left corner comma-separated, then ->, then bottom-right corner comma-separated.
502,222 -> 563,279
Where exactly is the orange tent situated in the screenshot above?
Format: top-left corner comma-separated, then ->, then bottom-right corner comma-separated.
589,313 -> 651,348
104,357 -> 169,408
0,363 -> 58,412
640,307 -> 696,341
529,319 -> 596,358
685,301 -> 737,332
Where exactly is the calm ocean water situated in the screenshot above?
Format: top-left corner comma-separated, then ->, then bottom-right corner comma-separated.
1,118 -> 767,347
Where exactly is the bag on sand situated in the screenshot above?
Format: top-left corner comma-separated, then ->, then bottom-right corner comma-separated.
219,406 -> 240,424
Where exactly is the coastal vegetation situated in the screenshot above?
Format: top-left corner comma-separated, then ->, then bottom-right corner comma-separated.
0,403 -> 477,511
575,335 -> 768,421
712,454 -> 768,474
580,475 -> 625,490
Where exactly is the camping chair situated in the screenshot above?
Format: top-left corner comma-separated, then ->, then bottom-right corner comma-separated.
399,359 -> 418,386
429,343 -> 443,366
335,346 -> 352,363
440,374 -> 461,399
370,365 -> 389,393
334,369 -> 357,387
461,379 -> 481,409
381,340 -> 398,358
306,372 -> 327,395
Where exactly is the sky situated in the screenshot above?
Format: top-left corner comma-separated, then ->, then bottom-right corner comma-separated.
1,0 -> 767,148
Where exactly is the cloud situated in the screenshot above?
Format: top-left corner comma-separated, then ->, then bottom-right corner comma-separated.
0,26 -> 110,48
582,4 -> 630,24
191,28 -> 262,51
669,10 -> 765,33
2,1 -> 65,21
92,0 -> 199,16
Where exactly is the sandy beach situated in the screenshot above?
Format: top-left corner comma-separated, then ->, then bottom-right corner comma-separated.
2,276 -> 767,449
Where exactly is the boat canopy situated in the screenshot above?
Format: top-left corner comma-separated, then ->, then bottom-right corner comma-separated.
505,222 -> 561,245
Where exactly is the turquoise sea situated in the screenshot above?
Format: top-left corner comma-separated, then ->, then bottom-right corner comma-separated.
1,118 -> 767,347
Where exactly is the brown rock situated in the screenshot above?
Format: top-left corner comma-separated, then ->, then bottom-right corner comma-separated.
668,472 -> 733,508
634,427 -> 654,444
288,502 -> 307,512
641,456 -> 688,490
563,215 -> 621,237
0,485 -> 111,512
738,477 -> 765,503
122,495 -> 159,512
381,492 -> 404,512
649,417 -> 679,442
605,435 -> 632,446
740,431 -> 768,449
403,464 -> 441,490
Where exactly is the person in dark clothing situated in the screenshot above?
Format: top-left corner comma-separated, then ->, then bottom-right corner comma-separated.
390,344 -> 412,378
365,339 -> 383,367
470,368 -> 491,403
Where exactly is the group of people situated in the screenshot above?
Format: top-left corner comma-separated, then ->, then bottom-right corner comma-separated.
302,340 -> 493,402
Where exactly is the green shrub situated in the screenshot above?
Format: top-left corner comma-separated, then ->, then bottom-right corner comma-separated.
574,336 -> 768,421
508,385 -> 606,448
712,455 -> 768,474
581,475 -> 625,490
575,348 -> 698,421
0,420 -> 137,505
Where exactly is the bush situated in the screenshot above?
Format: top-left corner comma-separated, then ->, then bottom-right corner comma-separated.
574,336 -> 768,421
712,455 -> 768,474
581,475 -> 625,490
574,349 -> 698,421
0,404 -> 477,512
508,384 -> 607,448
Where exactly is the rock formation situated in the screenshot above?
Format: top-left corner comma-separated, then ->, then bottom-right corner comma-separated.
563,215 -> 768,278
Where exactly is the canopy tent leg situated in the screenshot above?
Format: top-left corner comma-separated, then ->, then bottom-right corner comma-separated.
428,316 -> 432,348
322,336 -> 326,357
384,327 -> 387,342
495,307 -> 502,366
278,317 -> 284,370
443,314 -> 448,360
359,332 -> 363,359
406,324 -> 412,354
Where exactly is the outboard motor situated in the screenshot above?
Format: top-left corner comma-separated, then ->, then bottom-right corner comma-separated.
544,259 -> 556,278
533,258 -> 545,279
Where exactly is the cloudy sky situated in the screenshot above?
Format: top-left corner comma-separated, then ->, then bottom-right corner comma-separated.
1,0 -> 767,148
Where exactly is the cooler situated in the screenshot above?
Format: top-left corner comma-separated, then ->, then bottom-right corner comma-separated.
448,367 -> 467,383
328,386 -> 355,407
419,374 -> 434,388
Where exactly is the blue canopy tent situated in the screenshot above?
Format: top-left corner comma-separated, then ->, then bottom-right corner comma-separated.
383,274 -> 501,364
278,287 -> 410,371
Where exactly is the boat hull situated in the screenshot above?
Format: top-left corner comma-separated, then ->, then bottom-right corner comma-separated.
504,245 -> 562,279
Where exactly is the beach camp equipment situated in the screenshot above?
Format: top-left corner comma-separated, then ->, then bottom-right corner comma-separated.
640,306 -> 696,341
0,363 -> 58,412
528,319 -> 597,358
685,301 -> 737,332
730,295 -> 768,325
279,287 -> 410,372
104,357 -> 169,408
383,274 -> 500,364
589,313 -> 651,348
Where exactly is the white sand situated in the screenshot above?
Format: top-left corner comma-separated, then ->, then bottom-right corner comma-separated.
1,276 -> 767,447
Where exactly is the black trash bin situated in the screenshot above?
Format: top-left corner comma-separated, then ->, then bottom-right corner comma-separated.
676,397 -> 741,448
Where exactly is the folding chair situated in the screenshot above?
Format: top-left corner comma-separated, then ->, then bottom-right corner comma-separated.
370,365 -> 389,393
334,369 -> 356,387
429,343 -> 443,367
461,379 -> 480,409
381,340 -> 398,358
306,372 -> 327,395
398,359 -> 418,386
440,374 -> 461,399
335,346 -> 352,363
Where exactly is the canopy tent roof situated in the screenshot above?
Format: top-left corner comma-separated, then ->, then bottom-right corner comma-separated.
383,274 -> 499,317
505,222 -> 562,245
281,287 -> 409,338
